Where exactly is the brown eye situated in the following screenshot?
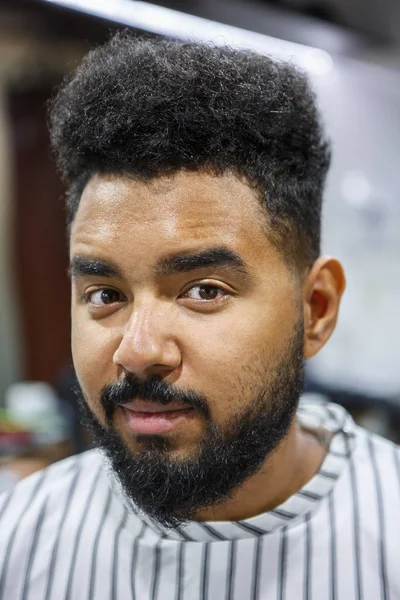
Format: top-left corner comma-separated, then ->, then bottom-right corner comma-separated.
184,284 -> 227,302
88,289 -> 122,306
198,285 -> 219,300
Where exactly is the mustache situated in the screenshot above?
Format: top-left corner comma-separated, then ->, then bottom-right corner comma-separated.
100,373 -> 210,423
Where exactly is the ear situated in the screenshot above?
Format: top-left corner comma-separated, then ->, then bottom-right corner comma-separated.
302,257 -> 346,360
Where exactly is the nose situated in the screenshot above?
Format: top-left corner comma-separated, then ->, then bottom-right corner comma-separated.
113,302 -> 181,377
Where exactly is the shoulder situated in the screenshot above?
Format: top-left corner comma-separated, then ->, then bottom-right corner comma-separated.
350,426 -> 400,501
0,450 -> 119,596
0,449 -> 105,547
0,448 -> 103,504
353,425 -> 400,466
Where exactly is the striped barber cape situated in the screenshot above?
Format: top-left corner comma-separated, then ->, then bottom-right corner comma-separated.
0,400 -> 399,600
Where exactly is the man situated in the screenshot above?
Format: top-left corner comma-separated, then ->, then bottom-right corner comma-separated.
0,33 -> 399,600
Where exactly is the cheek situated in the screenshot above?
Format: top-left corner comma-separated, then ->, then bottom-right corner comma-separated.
182,299 -> 298,417
71,313 -> 118,403
194,298 -> 296,365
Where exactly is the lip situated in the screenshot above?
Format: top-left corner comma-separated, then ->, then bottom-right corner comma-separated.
121,405 -> 193,435
121,400 -> 187,414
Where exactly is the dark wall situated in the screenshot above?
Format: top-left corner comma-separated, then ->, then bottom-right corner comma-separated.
9,87 -> 71,383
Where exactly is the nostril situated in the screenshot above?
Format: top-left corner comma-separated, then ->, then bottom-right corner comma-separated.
112,333 -> 181,377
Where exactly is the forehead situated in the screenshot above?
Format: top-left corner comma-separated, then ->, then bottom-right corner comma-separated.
70,171 -> 277,267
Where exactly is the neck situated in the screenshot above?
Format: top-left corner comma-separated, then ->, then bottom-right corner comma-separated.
194,422 -> 328,522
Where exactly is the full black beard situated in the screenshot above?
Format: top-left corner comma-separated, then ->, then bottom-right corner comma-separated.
76,323 -> 304,529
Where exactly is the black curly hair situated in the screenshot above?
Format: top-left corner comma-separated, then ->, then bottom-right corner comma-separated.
49,32 -> 331,270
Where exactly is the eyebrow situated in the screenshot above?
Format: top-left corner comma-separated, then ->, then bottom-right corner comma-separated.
155,247 -> 251,279
68,256 -> 122,279
68,247 -> 251,281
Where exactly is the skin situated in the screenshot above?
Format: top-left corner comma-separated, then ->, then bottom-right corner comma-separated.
70,170 -> 345,522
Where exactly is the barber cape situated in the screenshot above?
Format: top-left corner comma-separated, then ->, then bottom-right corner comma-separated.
0,400 -> 399,600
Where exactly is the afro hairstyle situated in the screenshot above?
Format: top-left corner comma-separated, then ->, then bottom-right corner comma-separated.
49,32 -> 331,270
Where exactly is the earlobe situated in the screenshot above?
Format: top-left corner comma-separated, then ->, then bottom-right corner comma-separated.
303,257 -> 346,360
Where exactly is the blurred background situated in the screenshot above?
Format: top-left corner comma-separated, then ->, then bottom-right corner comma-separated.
0,0 -> 399,488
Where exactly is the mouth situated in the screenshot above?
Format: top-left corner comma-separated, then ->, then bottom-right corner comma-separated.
120,400 -> 194,435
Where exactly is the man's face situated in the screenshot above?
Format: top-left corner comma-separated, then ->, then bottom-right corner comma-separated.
70,171 -> 305,526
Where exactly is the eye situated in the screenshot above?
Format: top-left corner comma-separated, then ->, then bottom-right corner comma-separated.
183,284 -> 228,302
85,288 -> 124,306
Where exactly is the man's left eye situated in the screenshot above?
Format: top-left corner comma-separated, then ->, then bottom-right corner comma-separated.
85,288 -> 123,306
183,285 -> 227,301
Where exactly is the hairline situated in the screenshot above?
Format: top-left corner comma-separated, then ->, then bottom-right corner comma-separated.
66,167 -> 314,280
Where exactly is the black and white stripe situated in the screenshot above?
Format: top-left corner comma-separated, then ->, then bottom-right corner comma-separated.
0,400 -> 399,600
